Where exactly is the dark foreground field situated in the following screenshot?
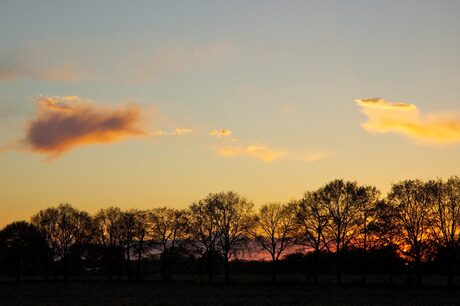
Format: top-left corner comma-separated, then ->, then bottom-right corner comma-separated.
1,280 -> 460,306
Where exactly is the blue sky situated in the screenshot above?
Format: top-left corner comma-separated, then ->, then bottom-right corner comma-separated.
1,1 -> 459,225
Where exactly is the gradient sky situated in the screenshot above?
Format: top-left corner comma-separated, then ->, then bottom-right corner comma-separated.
1,1 -> 460,226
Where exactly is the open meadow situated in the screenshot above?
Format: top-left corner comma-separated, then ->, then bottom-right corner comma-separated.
1,276 -> 460,306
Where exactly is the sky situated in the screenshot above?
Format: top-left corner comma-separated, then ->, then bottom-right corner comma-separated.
1,1 -> 460,226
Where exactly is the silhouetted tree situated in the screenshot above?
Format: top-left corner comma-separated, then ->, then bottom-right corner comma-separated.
94,207 -> 124,280
251,202 -> 297,282
5,176 -> 460,286
0,221 -> 49,281
31,203 -> 93,281
150,207 -> 187,281
133,210 -> 149,281
214,191 -> 254,284
188,196 -> 220,283
388,180 -> 432,286
354,185 -> 380,284
427,177 -> 460,287
369,199 -> 400,285
294,192 -> 329,284
318,180 -> 366,284
119,210 -> 138,281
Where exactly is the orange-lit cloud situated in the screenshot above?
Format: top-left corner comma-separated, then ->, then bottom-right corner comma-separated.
24,96 -> 148,157
210,129 -> 233,138
356,98 -> 460,144
356,98 -> 416,110
217,144 -> 330,163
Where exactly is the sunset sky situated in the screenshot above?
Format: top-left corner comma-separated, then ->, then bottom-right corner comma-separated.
1,1 -> 460,226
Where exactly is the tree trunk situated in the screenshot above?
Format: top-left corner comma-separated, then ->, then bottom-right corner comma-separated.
161,252 -> 167,282
167,246 -> 175,282
415,256 -> 422,287
224,253 -> 230,284
16,259 -> 21,282
336,248 -> 342,285
117,259 -> 122,281
107,250 -> 113,281
43,259 -> 49,282
63,256 -> 68,282
362,250 -> 367,285
53,260 -> 58,282
271,258 -> 277,283
136,240 -> 143,281
336,236 -> 342,285
126,241 -> 131,281
448,249 -> 455,288
313,248 -> 319,285
208,250 -> 214,284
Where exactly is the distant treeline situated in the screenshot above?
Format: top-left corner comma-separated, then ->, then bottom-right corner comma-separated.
1,177 -> 460,286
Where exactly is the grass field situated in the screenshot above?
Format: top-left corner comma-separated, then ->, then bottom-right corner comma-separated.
1,278 -> 460,306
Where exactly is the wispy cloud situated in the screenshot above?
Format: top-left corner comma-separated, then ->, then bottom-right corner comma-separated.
356,98 -> 417,110
356,98 -> 460,144
23,96 -> 149,157
172,128 -> 194,136
0,51 -> 82,82
210,129 -> 232,138
216,144 -> 330,163
217,145 -> 286,162
152,127 -> 194,136
0,42 -> 237,83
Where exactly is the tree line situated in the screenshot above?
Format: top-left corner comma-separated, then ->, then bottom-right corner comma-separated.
1,177 -> 459,286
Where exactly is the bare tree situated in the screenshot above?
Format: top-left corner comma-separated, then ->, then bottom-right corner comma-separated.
427,177 -> 460,287
318,180 -> 365,284
187,197 -> 220,284
132,210 -> 149,281
31,203 -> 93,281
370,199 -> 401,285
294,192 -> 329,284
119,210 -> 138,281
251,202 -> 297,282
354,185 -> 380,284
214,191 -> 254,284
150,207 -> 188,281
388,179 -> 432,286
94,207 -> 124,280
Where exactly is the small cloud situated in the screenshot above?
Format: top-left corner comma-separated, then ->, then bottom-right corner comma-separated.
216,144 -> 330,163
217,145 -> 286,162
356,97 -> 460,144
210,129 -> 233,138
151,130 -> 169,136
172,128 -> 194,136
23,96 -> 149,157
355,98 -> 417,110
151,128 -> 194,136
